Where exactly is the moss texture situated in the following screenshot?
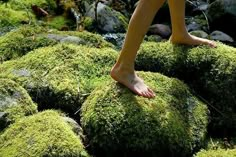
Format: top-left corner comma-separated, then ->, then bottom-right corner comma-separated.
0,25 -> 56,61
0,25 -> 113,62
136,41 -> 236,135
0,44 -> 117,116
81,72 -> 208,157
0,79 -> 37,130
194,149 -> 236,157
8,0 -> 57,12
0,110 -> 90,157
0,5 -> 33,28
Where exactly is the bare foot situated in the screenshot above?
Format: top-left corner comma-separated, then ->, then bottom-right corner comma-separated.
170,33 -> 217,48
110,63 -> 155,98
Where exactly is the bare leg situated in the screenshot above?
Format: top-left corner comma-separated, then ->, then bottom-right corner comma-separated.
168,0 -> 216,47
111,0 -> 166,98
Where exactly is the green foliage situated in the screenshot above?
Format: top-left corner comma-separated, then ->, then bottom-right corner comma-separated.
0,110 -> 90,157
0,44 -> 117,116
136,41 -> 236,135
0,78 -> 37,130
81,72 -> 208,157
194,149 -> 236,157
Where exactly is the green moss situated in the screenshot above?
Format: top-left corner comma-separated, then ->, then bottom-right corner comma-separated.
194,149 -> 236,157
0,25 -> 57,61
0,110 -> 90,157
47,16 -> 72,30
0,79 -> 37,130
136,41 -> 236,135
8,0 -> 57,12
81,72 -> 208,157
0,25 -> 113,62
0,44 -> 117,116
83,16 -> 96,32
0,5 -> 34,28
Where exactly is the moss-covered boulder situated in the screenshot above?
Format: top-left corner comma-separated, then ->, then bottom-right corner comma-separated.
81,72 -> 208,157
0,5 -> 34,29
0,25 -> 56,61
136,41 -> 236,135
0,110 -> 90,157
0,25 -> 113,62
195,149 -> 236,157
0,44 -> 117,116
8,0 -> 57,13
0,79 -> 37,130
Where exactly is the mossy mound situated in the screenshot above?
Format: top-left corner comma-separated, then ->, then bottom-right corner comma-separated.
0,25 -> 113,62
195,149 -> 236,157
0,5 -> 34,28
0,79 -> 37,130
0,25 -> 56,61
0,110 -> 90,157
8,0 -> 57,12
0,44 -> 117,116
136,41 -> 236,135
81,72 -> 208,157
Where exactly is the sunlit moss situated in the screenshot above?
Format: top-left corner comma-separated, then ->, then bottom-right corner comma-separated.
0,5 -> 34,28
0,44 -> 117,115
136,41 -> 236,135
0,26 -> 113,62
81,72 -> 208,157
0,110 -> 90,157
0,25 -> 57,61
0,79 -> 37,130
194,149 -> 236,157
8,0 -> 57,12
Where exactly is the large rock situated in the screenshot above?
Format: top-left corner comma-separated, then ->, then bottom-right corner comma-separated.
0,110 -> 90,157
81,72 -> 208,157
85,3 -> 128,33
0,79 -> 37,130
0,26 -> 113,62
136,41 -> 236,135
207,0 -> 236,39
0,44 -> 117,116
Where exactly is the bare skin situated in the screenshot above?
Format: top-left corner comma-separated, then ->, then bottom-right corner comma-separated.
110,0 -> 216,98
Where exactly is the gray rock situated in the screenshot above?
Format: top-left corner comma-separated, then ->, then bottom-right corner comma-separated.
60,36 -> 86,45
148,24 -> 171,38
210,30 -> 234,42
103,33 -> 125,50
190,30 -> 209,39
47,34 -> 67,41
187,22 -> 201,32
85,2 -> 128,33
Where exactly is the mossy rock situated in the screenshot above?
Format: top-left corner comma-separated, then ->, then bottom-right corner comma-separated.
0,44 -> 117,116
0,25 -> 113,62
136,41 -> 236,135
194,149 -> 236,157
8,0 -> 57,12
0,5 -> 34,28
0,78 -> 37,131
81,72 -> 208,157
0,25 -> 57,61
0,110 -> 90,157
